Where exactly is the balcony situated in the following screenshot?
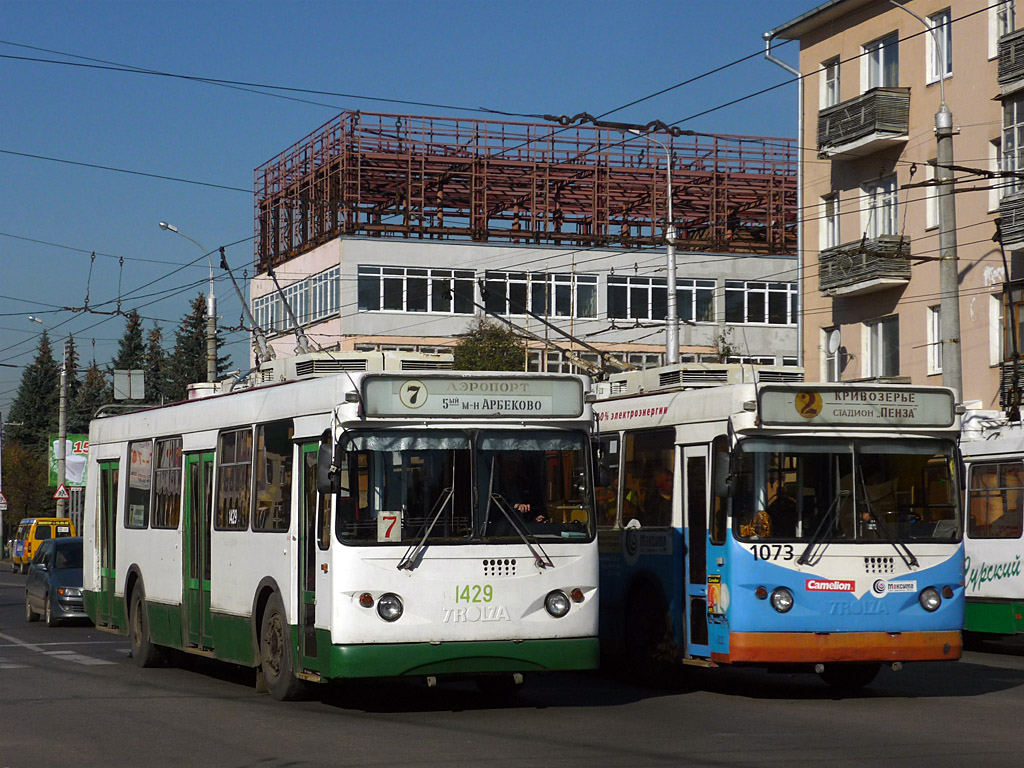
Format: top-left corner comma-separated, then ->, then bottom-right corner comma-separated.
817,88 -> 910,159
999,28 -> 1024,94
818,235 -> 911,297
999,191 -> 1024,247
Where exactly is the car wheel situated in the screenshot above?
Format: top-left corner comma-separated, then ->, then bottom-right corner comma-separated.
25,592 -> 40,622
129,587 -> 164,668
45,594 -> 59,627
260,592 -> 305,701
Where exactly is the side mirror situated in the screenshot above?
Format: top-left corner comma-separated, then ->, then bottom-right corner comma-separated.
317,443 -> 339,494
713,452 -> 732,499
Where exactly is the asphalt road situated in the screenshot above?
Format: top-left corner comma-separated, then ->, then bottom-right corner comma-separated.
2,565 -> 1023,768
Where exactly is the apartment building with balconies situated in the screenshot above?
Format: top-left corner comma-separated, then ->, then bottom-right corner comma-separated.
768,0 -> 1019,408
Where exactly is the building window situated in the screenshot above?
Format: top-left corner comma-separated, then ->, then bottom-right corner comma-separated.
863,33 -> 899,90
608,275 -> 667,320
821,57 -> 840,108
1004,97 -> 1024,197
928,305 -> 943,375
627,353 -> 663,369
724,281 -> 798,325
253,265 -> 340,336
677,278 -> 716,322
358,265 -> 474,315
926,9 -> 953,84
992,293 -> 1006,366
484,271 -> 596,318
865,315 -> 900,378
925,161 -> 939,230
821,194 -> 840,249
991,1 -> 1016,59
725,356 -> 776,365
862,174 -> 898,238
822,327 -> 841,382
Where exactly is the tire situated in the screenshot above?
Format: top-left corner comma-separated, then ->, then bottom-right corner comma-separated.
20,562 -> 28,575
625,590 -> 671,685
818,662 -> 881,690
475,674 -> 524,700
259,593 -> 305,701
25,592 -> 40,622
129,586 -> 164,668
45,594 -> 59,627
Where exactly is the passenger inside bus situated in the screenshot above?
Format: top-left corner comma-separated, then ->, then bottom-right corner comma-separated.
643,470 -> 673,525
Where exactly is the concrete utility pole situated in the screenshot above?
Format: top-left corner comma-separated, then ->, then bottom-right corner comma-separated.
57,341 -> 68,517
159,222 -> 217,383
890,1 -> 963,400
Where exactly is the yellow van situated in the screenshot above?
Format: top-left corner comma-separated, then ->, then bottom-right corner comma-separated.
11,517 -> 76,574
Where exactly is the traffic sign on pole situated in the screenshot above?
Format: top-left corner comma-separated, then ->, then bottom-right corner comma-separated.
53,484 -> 70,501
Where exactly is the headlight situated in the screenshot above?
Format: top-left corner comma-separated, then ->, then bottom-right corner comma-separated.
57,587 -> 82,598
545,590 -> 571,618
770,587 -> 794,613
919,587 -> 942,612
376,593 -> 404,622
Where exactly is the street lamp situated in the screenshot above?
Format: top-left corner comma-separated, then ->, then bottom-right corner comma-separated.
625,129 -> 679,365
29,316 -> 69,516
159,221 -> 217,383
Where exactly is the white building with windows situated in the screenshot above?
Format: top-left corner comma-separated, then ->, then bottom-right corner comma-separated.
250,237 -> 798,372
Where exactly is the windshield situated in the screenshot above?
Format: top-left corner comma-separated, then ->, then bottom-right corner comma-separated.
731,438 -> 960,543
334,429 -> 593,544
54,543 -> 83,569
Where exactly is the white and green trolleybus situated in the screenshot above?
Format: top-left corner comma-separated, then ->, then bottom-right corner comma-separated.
82,363 -> 598,699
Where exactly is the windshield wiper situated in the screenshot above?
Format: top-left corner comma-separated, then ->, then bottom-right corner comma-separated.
487,492 -> 554,569
856,474 -> 919,569
797,490 -> 850,565
396,486 -> 455,571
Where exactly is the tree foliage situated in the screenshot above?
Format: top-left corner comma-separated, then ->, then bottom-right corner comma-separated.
144,324 -> 172,405
452,317 -> 528,372
1,441 -> 50,533
70,361 -> 111,432
7,332 -> 59,455
167,294 -> 232,402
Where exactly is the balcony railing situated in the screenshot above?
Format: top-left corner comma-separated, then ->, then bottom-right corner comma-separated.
999,191 -> 1024,247
818,235 -> 911,296
817,88 -> 910,159
999,27 -> 1024,90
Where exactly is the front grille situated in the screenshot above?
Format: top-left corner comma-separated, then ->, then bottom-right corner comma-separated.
864,556 -> 895,574
483,558 -> 517,577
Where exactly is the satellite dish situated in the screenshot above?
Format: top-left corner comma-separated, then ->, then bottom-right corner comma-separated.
826,329 -> 841,355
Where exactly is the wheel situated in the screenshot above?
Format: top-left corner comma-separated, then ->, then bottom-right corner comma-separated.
259,593 -> 305,701
25,592 -> 40,622
818,662 -> 881,690
625,590 -> 671,684
129,587 -> 164,668
45,594 -> 59,627
475,674 -> 524,700
20,562 -> 28,575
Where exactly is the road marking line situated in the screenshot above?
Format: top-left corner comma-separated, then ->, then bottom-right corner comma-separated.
0,632 -> 117,665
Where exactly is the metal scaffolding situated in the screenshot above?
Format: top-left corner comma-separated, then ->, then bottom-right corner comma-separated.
254,111 -> 796,273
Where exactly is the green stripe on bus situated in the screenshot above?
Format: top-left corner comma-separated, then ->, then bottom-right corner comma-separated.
966,601 -> 1024,635
323,637 -> 600,679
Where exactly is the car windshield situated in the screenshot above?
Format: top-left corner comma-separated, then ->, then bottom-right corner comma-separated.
731,438 -> 960,543
334,428 -> 593,544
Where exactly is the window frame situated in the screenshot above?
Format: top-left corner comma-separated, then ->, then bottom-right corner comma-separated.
862,174 -> 898,239
862,32 -> 899,91
724,281 -> 798,326
926,9 -> 953,84
864,315 -> 900,378
821,57 -> 841,109
927,305 -> 943,375
990,0 -> 1016,60
821,193 -> 840,250
357,265 -> 475,315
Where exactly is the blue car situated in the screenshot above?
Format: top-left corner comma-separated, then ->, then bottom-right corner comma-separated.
25,537 -> 89,626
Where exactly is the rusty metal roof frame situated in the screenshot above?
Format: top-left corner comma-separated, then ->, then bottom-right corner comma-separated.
254,111 -> 796,274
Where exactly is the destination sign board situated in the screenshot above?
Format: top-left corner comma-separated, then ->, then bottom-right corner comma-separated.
758,386 -> 955,428
362,375 -> 584,418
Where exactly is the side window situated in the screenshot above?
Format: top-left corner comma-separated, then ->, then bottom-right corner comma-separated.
126,439 -> 153,529
216,428 -> 253,530
253,421 -> 294,533
152,437 -> 183,529
595,435 -> 620,528
622,429 -> 675,528
32,541 -> 50,565
710,435 -> 730,544
968,461 -> 1024,539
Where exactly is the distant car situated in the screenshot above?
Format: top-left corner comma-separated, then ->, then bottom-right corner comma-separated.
25,537 -> 88,626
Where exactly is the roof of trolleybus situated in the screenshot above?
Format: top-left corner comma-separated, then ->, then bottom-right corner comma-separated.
88,371 -> 593,449
596,382 -> 960,436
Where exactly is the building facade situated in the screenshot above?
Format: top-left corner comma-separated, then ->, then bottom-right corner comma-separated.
769,0 -> 1018,407
249,111 -> 799,373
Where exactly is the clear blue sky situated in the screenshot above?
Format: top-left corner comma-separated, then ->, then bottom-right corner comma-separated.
0,0 -> 813,415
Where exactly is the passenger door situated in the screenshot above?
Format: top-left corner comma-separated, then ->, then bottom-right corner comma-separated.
683,445 -> 710,658
183,452 -> 214,649
96,461 -> 120,628
298,443 -> 326,673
